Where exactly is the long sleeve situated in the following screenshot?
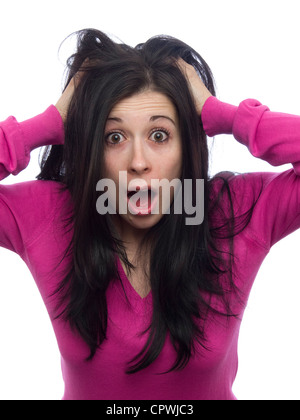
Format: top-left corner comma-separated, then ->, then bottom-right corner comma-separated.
0,106 -> 65,254
202,96 -> 300,249
0,105 -> 64,179
202,96 -> 300,174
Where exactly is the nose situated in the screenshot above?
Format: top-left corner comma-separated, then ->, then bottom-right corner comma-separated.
128,139 -> 151,175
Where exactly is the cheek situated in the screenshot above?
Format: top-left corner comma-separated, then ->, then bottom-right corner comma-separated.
167,151 -> 182,179
171,141 -> 183,175
103,151 -> 121,180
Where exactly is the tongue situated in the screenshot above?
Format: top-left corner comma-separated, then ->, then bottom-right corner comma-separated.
136,190 -> 150,209
128,189 -> 151,214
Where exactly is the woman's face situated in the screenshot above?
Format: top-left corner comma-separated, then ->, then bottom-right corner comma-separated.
103,89 -> 182,236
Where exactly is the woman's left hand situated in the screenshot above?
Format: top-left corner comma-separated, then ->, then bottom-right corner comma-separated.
177,58 -> 212,115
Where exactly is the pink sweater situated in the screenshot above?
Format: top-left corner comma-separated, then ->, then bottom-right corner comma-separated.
0,96 -> 300,400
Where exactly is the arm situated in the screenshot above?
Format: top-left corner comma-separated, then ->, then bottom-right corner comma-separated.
0,107 -> 65,253
204,97 -> 300,248
178,59 -> 300,174
0,77 -> 75,254
0,106 -> 64,180
202,96 -> 300,175
205,97 -> 300,247
0,75 -> 77,181
178,60 -> 300,248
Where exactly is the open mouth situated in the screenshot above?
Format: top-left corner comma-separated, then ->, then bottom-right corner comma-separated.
127,187 -> 158,215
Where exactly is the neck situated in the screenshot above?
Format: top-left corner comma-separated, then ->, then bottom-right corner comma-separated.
111,214 -> 150,265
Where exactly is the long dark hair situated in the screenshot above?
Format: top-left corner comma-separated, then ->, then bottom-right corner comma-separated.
37,29 -> 258,373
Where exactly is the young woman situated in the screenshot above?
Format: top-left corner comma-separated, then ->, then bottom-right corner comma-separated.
1,28 -> 299,400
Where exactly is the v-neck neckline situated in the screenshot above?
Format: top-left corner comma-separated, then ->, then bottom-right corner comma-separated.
116,256 -> 152,311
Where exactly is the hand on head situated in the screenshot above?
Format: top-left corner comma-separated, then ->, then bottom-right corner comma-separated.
177,58 -> 212,115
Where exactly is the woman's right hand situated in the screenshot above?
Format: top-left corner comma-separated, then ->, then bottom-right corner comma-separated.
55,60 -> 89,123
55,77 -> 76,123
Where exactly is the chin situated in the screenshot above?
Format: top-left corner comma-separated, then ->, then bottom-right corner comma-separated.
124,213 -> 163,230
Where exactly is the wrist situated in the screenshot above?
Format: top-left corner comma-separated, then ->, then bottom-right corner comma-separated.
21,105 -> 65,151
195,93 -> 213,115
201,96 -> 237,137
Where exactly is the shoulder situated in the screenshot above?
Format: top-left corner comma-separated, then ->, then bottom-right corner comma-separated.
0,179 -> 71,210
0,180 -> 73,252
208,171 -> 268,237
209,171 -> 265,209
209,169 -> 300,248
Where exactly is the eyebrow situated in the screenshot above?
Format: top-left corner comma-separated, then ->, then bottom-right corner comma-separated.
150,115 -> 176,126
107,115 -> 176,126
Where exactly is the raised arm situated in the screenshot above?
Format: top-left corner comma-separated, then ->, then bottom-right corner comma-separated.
178,58 -> 300,174
202,96 -> 300,176
0,75 -> 78,256
0,74 -> 78,181
178,59 -> 300,249
0,106 -> 64,180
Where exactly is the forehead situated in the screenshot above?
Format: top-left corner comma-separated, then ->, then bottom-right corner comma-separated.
108,90 -> 178,122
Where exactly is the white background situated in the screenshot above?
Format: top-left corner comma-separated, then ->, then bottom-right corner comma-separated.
0,0 -> 299,400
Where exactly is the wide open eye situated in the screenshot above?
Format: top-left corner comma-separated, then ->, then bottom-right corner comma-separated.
105,132 -> 125,145
150,129 -> 170,143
